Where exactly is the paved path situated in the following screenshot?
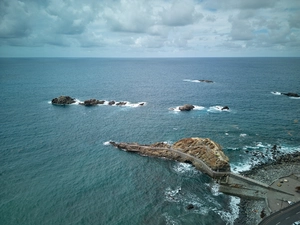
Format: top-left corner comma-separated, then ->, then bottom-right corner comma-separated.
258,201 -> 300,225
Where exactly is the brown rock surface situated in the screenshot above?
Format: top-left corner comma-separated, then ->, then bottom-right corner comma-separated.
110,137 -> 230,172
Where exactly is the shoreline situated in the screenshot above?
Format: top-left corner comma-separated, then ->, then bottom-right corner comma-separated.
235,151 -> 300,225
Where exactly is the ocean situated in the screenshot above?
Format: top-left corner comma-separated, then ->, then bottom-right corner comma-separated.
0,57 -> 299,225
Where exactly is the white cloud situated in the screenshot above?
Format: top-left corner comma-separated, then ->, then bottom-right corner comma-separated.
0,0 -> 299,57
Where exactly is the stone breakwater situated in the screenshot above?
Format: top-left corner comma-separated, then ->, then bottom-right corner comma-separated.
110,137 -> 231,172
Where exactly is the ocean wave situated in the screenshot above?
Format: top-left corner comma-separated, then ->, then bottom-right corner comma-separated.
164,186 -> 239,224
207,105 -> 230,113
169,105 -> 206,112
183,79 -> 202,83
229,142 -> 300,173
271,91 -> 282,96
183,79 -> 214,83
169,105 -> 231,113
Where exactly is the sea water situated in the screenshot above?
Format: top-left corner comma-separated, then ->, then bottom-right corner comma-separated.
1,57 -> 300,225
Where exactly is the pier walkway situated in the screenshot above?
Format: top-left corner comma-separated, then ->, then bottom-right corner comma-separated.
117,144 -> 300,218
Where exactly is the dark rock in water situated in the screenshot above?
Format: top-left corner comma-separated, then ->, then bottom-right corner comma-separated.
221,106 -> 229,110
179,104 -> 195,111
198,79 -> 213,83
281,92 -> 300,97
108,101 -> 115,105
186,204 -> 194,210
52,96 -> 76,105
116,101 -> 127,106
80,99 -> 105,106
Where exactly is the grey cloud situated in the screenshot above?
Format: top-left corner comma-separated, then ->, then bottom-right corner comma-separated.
204,0 -> 279,10
0,0 -> 31,38
161,0 -> 203,26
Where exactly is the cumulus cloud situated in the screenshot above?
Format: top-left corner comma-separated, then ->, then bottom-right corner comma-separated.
0,0 -> 299,57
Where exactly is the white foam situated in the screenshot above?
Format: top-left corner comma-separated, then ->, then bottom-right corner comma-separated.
289,97 -> 300,99
172,162 -> 194,174
271,91 -> 282,95
183,79 -> 201,83
103,141 -> 111,146
193,105 -> 206,110
165,186 -> 182,203
239,133 -> 247,137
208,106 -> 230,113
213,196 -> 240,225
73,99 -> 83,105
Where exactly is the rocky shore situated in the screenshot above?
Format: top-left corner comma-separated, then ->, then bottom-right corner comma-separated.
235,151 -> 300,225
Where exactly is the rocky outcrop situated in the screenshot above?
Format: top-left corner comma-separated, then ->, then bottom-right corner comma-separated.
221,106 -> 229,110
79,99 -> 105,106
52,96 -> 76,105
281,92 -> 300,97
198,79 -> 213,83
110,137 -> 230,172
179,104 -> 195,111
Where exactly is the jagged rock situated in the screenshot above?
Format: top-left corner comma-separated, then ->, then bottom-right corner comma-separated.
110,137 -> 230,172
108,101 -> 115,105
221,106 -> 229,110
281,92 -> 300,97
79,99 -> 105,106
179,104 -> 195,111
52,96 -> 76,105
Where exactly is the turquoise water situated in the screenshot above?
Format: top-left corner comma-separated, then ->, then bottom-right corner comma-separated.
1,58 -> 300,225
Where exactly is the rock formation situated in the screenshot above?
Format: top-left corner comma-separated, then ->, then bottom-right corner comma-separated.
281,92 -> 300,97
79,99 -> 105,106
198,79 -> 213,83
110,137 -> 230,172
179,104 -> 195,111
221,106 -> 229,110
52,96 -> 76,105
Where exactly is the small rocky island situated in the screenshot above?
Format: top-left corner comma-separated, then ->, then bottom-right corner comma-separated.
51,96 -> 145,106
110,137 -> 231,172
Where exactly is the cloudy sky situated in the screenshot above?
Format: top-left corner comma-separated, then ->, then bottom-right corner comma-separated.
0,0 -> 299,57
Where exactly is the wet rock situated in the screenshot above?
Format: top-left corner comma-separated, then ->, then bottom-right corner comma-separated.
79,99 -> 105,106
179,104 -> 195,111
186,204 -> 194,210
52,96 -> 76,105
281,92 -> 300,97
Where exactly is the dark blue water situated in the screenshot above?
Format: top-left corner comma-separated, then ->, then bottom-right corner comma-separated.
1,58 -> 300,225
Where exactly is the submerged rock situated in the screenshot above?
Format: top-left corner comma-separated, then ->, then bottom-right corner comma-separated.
52,96 -> 76,105
110,137 -> 230,172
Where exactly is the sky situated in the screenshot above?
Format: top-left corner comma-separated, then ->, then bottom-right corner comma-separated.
0,0 -> 300,57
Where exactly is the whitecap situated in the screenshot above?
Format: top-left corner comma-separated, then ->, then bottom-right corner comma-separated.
212,196 -> 240,225
193,105 -> 206,110
289,97 -> 300,99
183,79 -> 201,83
208,106 -> 230,113
103,141 -> 111,146
271,91 -> 282,95
165,186 -> 182,202
239,133 -> 247,137
172,162 -> 194,174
